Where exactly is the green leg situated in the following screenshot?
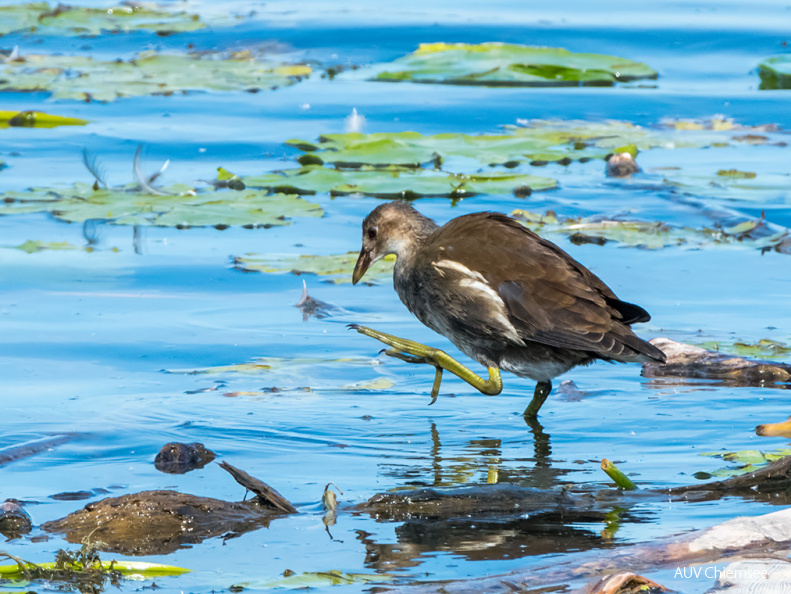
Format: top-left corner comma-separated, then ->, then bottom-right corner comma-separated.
350,324 -> 502,404
524,380 -> 552,419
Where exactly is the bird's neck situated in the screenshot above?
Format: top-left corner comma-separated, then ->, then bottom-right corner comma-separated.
391,211 -> 439,270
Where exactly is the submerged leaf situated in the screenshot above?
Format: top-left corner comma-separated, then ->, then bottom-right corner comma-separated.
0,50 -> 312,101
697,339 -> 791,359
373,43 -> 657,87
245,165 -> 556,197
0,183 -> 322,228
0,2 -> 205,36
233,570 -> 393,589
0,110 -> 88,128
698,448 -> 791,477
233,252 -> 395,284
11,240 -> 81,253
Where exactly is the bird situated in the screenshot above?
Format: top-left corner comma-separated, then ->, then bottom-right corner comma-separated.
350,201 -> 666,418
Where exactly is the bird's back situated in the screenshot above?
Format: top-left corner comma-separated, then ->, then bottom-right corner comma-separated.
398,212 -> 665,368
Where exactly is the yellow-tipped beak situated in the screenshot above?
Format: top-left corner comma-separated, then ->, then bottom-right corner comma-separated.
352,248 -> 371,285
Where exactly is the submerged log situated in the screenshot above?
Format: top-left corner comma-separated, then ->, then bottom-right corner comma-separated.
41,490 -> 280,556
41,462 -> 297,556
643,338 -> 791,385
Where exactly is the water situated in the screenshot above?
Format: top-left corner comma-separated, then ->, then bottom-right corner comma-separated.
1,1 -> 790,592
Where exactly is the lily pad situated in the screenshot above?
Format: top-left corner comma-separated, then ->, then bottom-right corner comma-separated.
0,183 -> 323,228
233,252 -> 395,284
12,240 -> 80,253
234,570 -> 393,589
0,2 -> 205,37
169,356 -> 372,376
245,165 -> 555,198
0,50 -> 313,101
287,119 -> 772,169
697,339 -> 791,359
373,43 -> 657,87
698,448 -> 791,477
0,110 -> 88,128
511,209 -> 791,253
758,56 -> 791,90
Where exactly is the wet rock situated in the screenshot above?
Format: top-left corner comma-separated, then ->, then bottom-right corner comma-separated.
605,152 -> 639,177
642,337 -> 791,385
41,490 -> 278,555
154,442 -> 215,474
0,499 -> 32,538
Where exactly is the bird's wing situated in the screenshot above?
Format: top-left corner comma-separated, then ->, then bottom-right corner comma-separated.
428,213 -> 660,361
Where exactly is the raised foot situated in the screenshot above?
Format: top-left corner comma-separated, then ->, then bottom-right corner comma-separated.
349,324 -> 503,404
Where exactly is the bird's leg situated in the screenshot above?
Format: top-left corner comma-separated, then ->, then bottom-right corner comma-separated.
350,325 -> 502,403
524,380 -> 552,419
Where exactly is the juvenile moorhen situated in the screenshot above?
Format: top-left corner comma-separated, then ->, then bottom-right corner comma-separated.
351,202 -> 666,418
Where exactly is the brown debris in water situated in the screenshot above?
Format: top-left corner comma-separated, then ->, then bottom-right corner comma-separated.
154,442 -> 216,474
643,337 -> 791,385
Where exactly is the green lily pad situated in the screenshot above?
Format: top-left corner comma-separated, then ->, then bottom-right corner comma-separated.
0,110 -> 88,128
511,209 -> 791,253
698,448 -> 791,477
758,56 -> 791,90
0,183 -> 323,228
232,252 -> 395,284
245,165 -> 555,197
168,355 -> 372,376
12,240 -> 81,253
697,339 -> 791,359
0,2 -> 205,36
234,570 -> 394,589
0,50 -> 312,101
286,119 -> 771,169
341,378 -> 395,391
373,42 -> 657,87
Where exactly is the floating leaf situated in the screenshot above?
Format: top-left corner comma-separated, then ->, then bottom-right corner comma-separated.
233,252 -> 395,284
0,560 -> 189,579
758,56 -> 791,90
0,183 -> 323,228
341,378 -> 395,391
717,169 -> 756,179
168,356 -> 371,376
373,43 -> 657,87
245,164 -> 555,197
511,209 -> 791,254
0,50 -> 312,101
286,119 -> 774,169
11,240 -> 80,253
698,448 -> 791,477
233,570 -> 393,590
0,2 -> 205,36
697,339 -> 791,359
0,110 -> 88,129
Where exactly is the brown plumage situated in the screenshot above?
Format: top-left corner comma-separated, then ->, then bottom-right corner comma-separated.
352,201 -> 665,411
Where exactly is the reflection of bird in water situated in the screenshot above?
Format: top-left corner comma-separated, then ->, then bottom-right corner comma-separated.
351,202 -> 665,417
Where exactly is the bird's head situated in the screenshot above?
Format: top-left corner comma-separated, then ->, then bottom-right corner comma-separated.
352,201 -> 437,285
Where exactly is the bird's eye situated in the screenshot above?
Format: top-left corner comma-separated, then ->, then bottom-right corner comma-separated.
367,227 -> 378,240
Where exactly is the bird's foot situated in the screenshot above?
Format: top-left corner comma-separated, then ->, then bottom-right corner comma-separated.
349,324 -> 503,403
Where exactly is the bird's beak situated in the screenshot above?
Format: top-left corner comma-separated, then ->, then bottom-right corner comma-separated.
352,248 -> 372,285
